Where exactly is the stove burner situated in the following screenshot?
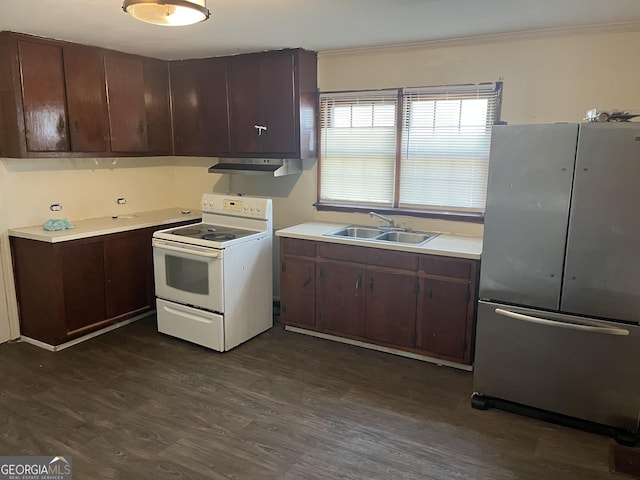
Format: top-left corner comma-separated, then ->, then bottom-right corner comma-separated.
203,233 -> 237,241
174,228 -> 202,236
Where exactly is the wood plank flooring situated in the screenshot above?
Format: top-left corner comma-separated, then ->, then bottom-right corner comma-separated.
0,317 -> 624,479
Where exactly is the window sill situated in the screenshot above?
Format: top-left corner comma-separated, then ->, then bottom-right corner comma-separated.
314,203 -> 484,223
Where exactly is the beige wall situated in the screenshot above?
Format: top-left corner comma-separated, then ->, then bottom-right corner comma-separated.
1,157 -> 179,228
1,25 -> 638,338
318,26 -> 640,124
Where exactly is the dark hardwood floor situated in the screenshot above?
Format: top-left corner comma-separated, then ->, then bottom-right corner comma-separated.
0,316 -> 623,479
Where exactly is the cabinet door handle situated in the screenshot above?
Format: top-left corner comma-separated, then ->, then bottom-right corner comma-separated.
73,120 -> 80,130
254,125 -> 267,136
57,115 -> 66,135
138,120 -> 146,135
369,277 -> 374,292
303,277 -> 311,287
355,275 -> 361,289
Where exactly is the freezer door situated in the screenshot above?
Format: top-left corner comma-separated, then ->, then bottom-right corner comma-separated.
474,300 -> 640,432
480,124 -> 578,309
562,123 -> 640,323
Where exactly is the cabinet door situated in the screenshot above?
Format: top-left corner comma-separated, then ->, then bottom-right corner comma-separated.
259,51 -> 297,154
105,53 -> 148,152
17,40 -> 69,152
417,277 -> 471,363
228,54 -> 260,153
10,237 -> 67,344
104,230 -> 153,319
61,241 -> 107,335
280,256 -> 315,327
170,58 -> 230,155
63,45 -> 110,152
228,52 -> 297,155
143,58 -> 173,154
365,268 -> 417,348
316,260 -> 366,337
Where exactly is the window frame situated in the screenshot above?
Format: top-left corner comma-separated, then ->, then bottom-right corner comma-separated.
316,82 -> 502,222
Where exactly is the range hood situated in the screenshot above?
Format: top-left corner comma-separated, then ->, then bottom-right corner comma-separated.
208,158 -> 302,177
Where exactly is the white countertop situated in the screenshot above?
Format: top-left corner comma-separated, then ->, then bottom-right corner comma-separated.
8,208 -> 202,243
276,222 -> 482,260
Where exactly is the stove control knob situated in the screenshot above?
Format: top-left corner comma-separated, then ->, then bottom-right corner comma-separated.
256,205 -> 263,213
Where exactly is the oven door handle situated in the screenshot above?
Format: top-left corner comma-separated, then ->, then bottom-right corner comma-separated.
495,308 -> 630,336
156,243 -> 220,258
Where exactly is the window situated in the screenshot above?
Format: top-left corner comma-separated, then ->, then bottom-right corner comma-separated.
318,82 -> 501,217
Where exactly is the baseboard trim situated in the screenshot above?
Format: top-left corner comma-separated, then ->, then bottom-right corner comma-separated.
284,325 -> 473,371
20,311 -> 155,352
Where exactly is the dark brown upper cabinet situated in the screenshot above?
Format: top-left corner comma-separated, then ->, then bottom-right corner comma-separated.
104,53 -> 149,153
64,45 -> 110,152
228,49 -> 317,158
0,33 -> 112,157
0,31 -> 316,160
170,57 -> 230,156
143,58 -> 173,155
17,40 -> 69,153
0,32 -> 173,158
106,53 -> 173,155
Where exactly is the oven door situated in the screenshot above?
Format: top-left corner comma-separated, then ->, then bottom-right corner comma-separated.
152,238 -> 224,312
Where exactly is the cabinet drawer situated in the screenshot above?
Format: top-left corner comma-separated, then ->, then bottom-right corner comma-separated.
317,242 -> 368,263
420,255 -> 475,279
281,238 -> 316,257
367,249 -> 418,271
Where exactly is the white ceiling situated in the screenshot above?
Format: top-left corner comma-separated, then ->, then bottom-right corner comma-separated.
2,0 -> 640,60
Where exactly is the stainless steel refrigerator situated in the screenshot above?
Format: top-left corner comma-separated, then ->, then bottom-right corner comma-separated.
473,122 -> 640,442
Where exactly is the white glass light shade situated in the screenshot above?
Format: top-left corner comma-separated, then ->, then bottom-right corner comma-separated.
123,0 -> 210,26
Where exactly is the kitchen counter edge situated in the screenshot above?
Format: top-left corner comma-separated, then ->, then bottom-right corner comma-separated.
275,222 -> 482,260
8,208 -> 202,243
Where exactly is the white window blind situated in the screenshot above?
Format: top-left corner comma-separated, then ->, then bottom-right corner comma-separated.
400,83 -> 498,211
319,90 -> 398,206
318,83 -> 501,214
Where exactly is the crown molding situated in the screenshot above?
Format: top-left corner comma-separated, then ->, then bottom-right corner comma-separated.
318,22 -> 640,58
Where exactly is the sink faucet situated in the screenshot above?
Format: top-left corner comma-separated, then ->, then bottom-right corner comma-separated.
370,211 -> 398,231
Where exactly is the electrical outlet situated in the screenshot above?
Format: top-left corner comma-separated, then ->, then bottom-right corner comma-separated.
49,204 -> 62,211
117,197 -> 126,205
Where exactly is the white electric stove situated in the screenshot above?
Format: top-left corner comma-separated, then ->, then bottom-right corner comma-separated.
152,193 -> 273,351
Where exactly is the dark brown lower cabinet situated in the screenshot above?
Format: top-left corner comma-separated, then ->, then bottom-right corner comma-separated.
104,229 -> 154,320
10,220 -> 195,346
316,260 -> 366,337
61,240 -> 107,334
280,255 -> 316,328
365,267 -> 417,348
417,278 -> 473,363
279,237 -> 479,366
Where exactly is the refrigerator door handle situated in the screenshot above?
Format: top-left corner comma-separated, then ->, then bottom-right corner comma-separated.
495,308 -> 630,336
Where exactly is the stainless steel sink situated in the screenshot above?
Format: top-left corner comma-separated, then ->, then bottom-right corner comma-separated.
326,226 -> 382,238
324,225 -> 438,245
375,231 -> 434,244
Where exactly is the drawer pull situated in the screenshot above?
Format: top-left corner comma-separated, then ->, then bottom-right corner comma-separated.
495,308 -> 629,336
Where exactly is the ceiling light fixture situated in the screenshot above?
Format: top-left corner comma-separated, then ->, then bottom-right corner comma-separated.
122,0 -> 210,27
